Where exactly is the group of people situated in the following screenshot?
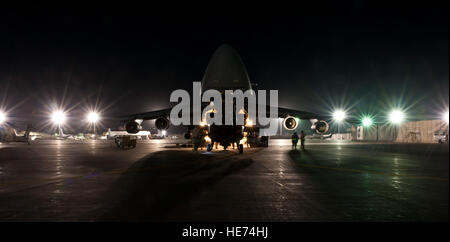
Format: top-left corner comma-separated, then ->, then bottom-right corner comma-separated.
291,130 -> 306,150
191,126 -> 307,151
191,126 -> 208,152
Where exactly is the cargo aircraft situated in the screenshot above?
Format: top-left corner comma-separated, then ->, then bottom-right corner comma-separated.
120,44 -> 330,152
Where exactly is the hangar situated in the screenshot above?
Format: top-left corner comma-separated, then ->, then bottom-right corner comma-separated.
353,119 -> 448,143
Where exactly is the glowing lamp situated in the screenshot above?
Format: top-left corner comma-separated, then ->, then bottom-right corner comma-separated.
0,111 -> 6,124
204,135 -> 211,143
51,111 -> 66,125
333,110 -> 346,122
87,112 -> 100,123
362,117 -> 373,127
389,110 -> 404,124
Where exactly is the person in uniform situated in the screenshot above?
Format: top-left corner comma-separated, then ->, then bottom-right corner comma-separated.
300,130 -> 306,150
191,127 -> 205,152
291,132 -> 299,150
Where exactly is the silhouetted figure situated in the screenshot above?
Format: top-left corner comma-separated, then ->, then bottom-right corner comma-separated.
191,127 -> 205,152
247,132 -> 256,148
25,124 -> 32,145
291,132 -> 299,150
300,130 -> 306,150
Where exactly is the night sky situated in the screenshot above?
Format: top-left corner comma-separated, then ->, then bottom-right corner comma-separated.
0,2 -> 448,133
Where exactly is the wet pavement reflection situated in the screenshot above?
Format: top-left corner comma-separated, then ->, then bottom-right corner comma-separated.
0,139 -> 448,221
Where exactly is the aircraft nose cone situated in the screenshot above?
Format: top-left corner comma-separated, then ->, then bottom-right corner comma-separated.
201,44 -> 251,92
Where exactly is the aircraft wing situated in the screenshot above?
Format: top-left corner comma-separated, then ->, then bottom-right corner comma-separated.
121,105 -> 329,122
120,103 -> 212,122
276,106 -> 326,120
120,107 -> 173,121
272,107 -> 331,120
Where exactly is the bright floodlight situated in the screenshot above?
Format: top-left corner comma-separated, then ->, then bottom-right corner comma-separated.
87,112 -> 100,123
444,111 -> 449,123
362,117 -> 373,127
162,130 -> 167,136
51,111 -> 66,125
389,110 -> 404,124
0,111 -> 6,124
333,110 -> 346,122
246,119 -> 254,127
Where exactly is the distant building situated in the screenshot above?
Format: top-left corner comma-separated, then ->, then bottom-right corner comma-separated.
104,128 -> 151,140
354,119 -> 448,143
329,133 -> 353,140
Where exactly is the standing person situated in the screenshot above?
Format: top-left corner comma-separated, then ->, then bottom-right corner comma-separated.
25,124 -> 32,145
300,130 -> 306,150
291,132 -> 299,150
191,127 -> 204,152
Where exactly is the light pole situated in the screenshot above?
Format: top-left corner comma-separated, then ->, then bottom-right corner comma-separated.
87,112 -> 100,138
376,123 -> 379,142
51,111 -> 66,136
443,111 -> 449,140
361,117 -> 373,141
389,109 -> 405,142
333,110 -> 346,140
338,124 -> 340,139
0,111 -> 6,125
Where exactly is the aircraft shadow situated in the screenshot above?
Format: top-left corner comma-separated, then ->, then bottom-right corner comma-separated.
97,150 -> 253,221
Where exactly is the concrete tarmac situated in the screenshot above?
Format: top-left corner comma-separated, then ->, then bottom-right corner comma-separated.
0,139 -> 448,221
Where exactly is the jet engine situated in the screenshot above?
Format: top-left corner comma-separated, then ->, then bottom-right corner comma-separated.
184,132 -> 191,139
125,121 -> 141,134
155,117 -> 170,130
283,116 -> 299,130
311,120 -> 329,134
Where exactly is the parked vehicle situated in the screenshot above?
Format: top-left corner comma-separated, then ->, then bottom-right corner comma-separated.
114,135 -> 137,149
434,130 -> 448,144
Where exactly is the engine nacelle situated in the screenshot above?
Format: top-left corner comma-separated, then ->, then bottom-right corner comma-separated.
312,120 -> 329,134
283,116 -> 299,130
125,121 -> 141,134
184,132 -> 191,139
155,117 -> 170,130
